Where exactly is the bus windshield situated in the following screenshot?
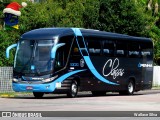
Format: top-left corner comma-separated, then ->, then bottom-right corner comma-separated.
14,39 -> 54,74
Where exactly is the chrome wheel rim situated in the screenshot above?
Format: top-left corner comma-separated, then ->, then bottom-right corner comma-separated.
128,82 -> 133,93
72,83 -> 77,94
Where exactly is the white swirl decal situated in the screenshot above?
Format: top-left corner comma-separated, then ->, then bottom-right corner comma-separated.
102,58 -> 124,79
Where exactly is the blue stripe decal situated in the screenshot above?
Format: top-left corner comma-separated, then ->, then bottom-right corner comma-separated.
84,56 -> 118,85
13,70 -> 86,92
71,28 -> 89,56
71,28 -> 119,85
54,69 -> 87,83
71,28 -> 82,36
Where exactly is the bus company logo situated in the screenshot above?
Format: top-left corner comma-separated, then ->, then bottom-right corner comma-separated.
102,58 -> 124,79
32,78 -> 44,80
80,59 -> 85,67
138,63 -> 152,68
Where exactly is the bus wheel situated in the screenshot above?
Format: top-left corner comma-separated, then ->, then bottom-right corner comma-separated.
119,80 -> 135,95
33,92 -> 44,99
67,81 -> 78,98
127,80 -> 134,95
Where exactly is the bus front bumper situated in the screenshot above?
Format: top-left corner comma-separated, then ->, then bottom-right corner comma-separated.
12,82 -> 56,92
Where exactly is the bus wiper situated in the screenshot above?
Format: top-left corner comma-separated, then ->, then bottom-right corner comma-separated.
32,41 -> 37,58
20,41 -> 37,74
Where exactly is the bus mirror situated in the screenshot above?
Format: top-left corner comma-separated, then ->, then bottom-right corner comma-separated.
6,44 -> 17,59
51,43 -> 65,59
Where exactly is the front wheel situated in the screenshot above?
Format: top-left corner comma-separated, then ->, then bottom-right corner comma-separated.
33,92 -> 44,99
67,81 -> 78,98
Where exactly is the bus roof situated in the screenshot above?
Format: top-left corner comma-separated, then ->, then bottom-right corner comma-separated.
80,29 -> 151,42
20,28 -> 73,40
20,28 -> 152,42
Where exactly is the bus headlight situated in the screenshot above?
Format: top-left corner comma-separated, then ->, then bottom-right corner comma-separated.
13,78 -> 18,82
42,75 -> 58,83
42,78 -> 52,83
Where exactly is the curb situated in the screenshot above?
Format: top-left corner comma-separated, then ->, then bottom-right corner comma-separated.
152,88 -> 160,90
0,94 -> 15,98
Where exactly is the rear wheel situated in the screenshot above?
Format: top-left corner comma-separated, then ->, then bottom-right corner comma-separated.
127,81 -> 134,95
33,92 -> 44,99
67,81 -> 78,98
119,80 -> 135,95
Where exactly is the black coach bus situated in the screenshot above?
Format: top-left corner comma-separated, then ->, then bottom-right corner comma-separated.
6,28 -> 153,98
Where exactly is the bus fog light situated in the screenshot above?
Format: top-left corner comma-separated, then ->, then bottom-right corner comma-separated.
56,82 -> 61,88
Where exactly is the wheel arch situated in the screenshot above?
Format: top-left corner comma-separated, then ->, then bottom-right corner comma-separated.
128,76 -> 136,86
72,76 -> 81,87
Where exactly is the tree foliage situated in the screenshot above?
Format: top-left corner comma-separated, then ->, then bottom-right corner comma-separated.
97,0 -> 149,36
83,0 -> 100,29
0,0 -> 160,66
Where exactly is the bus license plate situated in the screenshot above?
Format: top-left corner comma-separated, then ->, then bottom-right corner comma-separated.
26,86 -> 33,90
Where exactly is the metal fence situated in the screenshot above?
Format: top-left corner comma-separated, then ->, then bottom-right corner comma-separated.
0,67 -> 13,92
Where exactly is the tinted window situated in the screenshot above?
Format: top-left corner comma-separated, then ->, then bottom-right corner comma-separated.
140,42 -> 152,58
55,36 -> 74,71
116,41 -> 127,57
70,39 -> 82,66
39,46 -> 50,61
103,40 -> 115,57
128,42 -> 140,58
86,37 -> 102,56
77,36 -> 86,48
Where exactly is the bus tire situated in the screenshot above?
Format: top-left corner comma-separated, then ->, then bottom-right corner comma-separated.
127,80 -> 135,95
119,80 -> 135,95
67,81 -> 78,98
33,92 -> 44,99
92,91 -> 106,96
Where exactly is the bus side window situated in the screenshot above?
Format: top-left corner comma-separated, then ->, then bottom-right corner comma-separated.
55,36 -> 74,72
140,43 -> 152,59
71,39 -> 81,57
86,37 -> 101,56
54,47 -> 65,71
103,40 -> 115,57
116,41 -> 127,57
128,43 -> 140,58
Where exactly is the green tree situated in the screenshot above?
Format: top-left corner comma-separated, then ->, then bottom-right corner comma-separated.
137,0 -> 160,64
0,30 -> 19,66
1,0 -> 160,66
57,0 -> 85,27
83,0 -> 100,29
97,0 -> 149,36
